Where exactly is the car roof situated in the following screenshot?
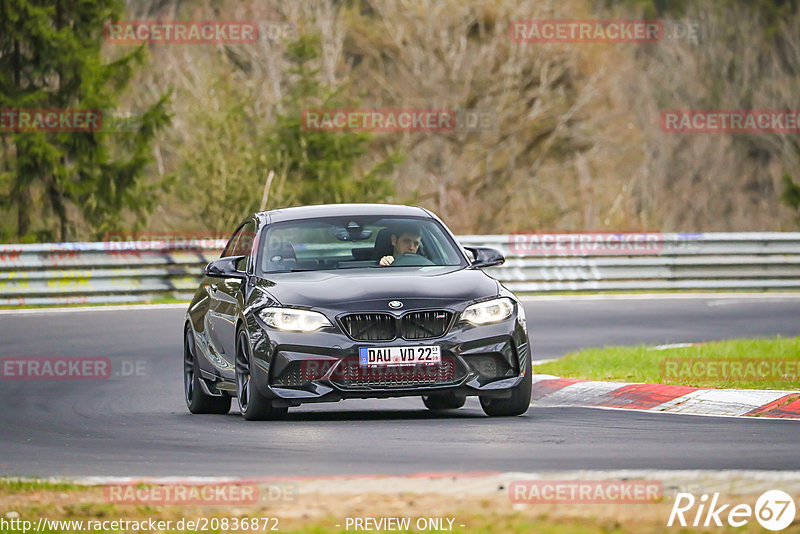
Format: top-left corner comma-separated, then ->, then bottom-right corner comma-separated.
255,203 -> 433,224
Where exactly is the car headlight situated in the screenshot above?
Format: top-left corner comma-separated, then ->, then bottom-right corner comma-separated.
258,307 -> 332,332
461,297 -> 514,325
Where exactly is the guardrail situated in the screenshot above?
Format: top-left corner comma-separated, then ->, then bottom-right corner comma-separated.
1,233 -> 800,306
461,232 -> 800,293
0,240 -> 226,306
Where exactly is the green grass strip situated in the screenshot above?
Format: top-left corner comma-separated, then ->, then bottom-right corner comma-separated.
535,336 -> 800,390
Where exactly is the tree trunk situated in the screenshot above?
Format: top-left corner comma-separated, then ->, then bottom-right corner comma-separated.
17,189 -> 31,239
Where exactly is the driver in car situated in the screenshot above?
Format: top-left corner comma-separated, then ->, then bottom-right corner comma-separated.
379,225 -> 422,266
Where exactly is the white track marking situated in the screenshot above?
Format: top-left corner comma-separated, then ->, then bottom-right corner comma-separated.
659,389 -> 794,417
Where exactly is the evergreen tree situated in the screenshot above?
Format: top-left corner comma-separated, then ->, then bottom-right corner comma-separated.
263,34 -> 399,207
0,0 -> 170,241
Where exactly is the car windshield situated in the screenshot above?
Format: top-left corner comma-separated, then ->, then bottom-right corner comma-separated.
258,216 -> 466,274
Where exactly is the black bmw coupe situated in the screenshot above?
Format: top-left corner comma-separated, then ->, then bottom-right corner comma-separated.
184,204 -> 531,420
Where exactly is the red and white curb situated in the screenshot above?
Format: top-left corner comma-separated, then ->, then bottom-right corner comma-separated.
532,375 -> 800,419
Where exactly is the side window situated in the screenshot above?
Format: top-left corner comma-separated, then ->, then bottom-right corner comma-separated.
222,222 -> 256,259
221,226 -> 244,258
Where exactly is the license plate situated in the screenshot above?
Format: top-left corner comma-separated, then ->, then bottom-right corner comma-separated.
359,346 -> 441,366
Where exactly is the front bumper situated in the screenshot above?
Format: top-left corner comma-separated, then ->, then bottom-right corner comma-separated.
244,312 -> 529,405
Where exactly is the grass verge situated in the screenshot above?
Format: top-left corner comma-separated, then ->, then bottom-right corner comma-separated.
535,336 -> 800,389
1,479 -> 792,534
0,479 -> 84,494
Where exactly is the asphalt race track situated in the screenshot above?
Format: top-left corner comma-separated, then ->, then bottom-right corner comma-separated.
1,295 -> 798,477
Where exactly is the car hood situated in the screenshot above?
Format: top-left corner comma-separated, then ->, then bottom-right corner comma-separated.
253,267 -> 499,311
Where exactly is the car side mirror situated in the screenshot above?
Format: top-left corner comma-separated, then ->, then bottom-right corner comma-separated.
464,247 -> 505,268
205,256 -> 247,278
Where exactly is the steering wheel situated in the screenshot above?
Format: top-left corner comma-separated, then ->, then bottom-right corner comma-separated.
390,254 -> 435,267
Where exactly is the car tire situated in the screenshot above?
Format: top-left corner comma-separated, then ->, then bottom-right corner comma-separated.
422,393 -> 466,410
479,356 -> 532,417
184,325 -> 231,415
236,329 -> 288,421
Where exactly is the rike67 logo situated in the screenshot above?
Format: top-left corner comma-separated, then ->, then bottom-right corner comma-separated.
668,490 -> 796,531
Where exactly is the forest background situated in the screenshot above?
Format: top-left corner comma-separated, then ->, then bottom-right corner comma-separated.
2,0 -> 800,242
